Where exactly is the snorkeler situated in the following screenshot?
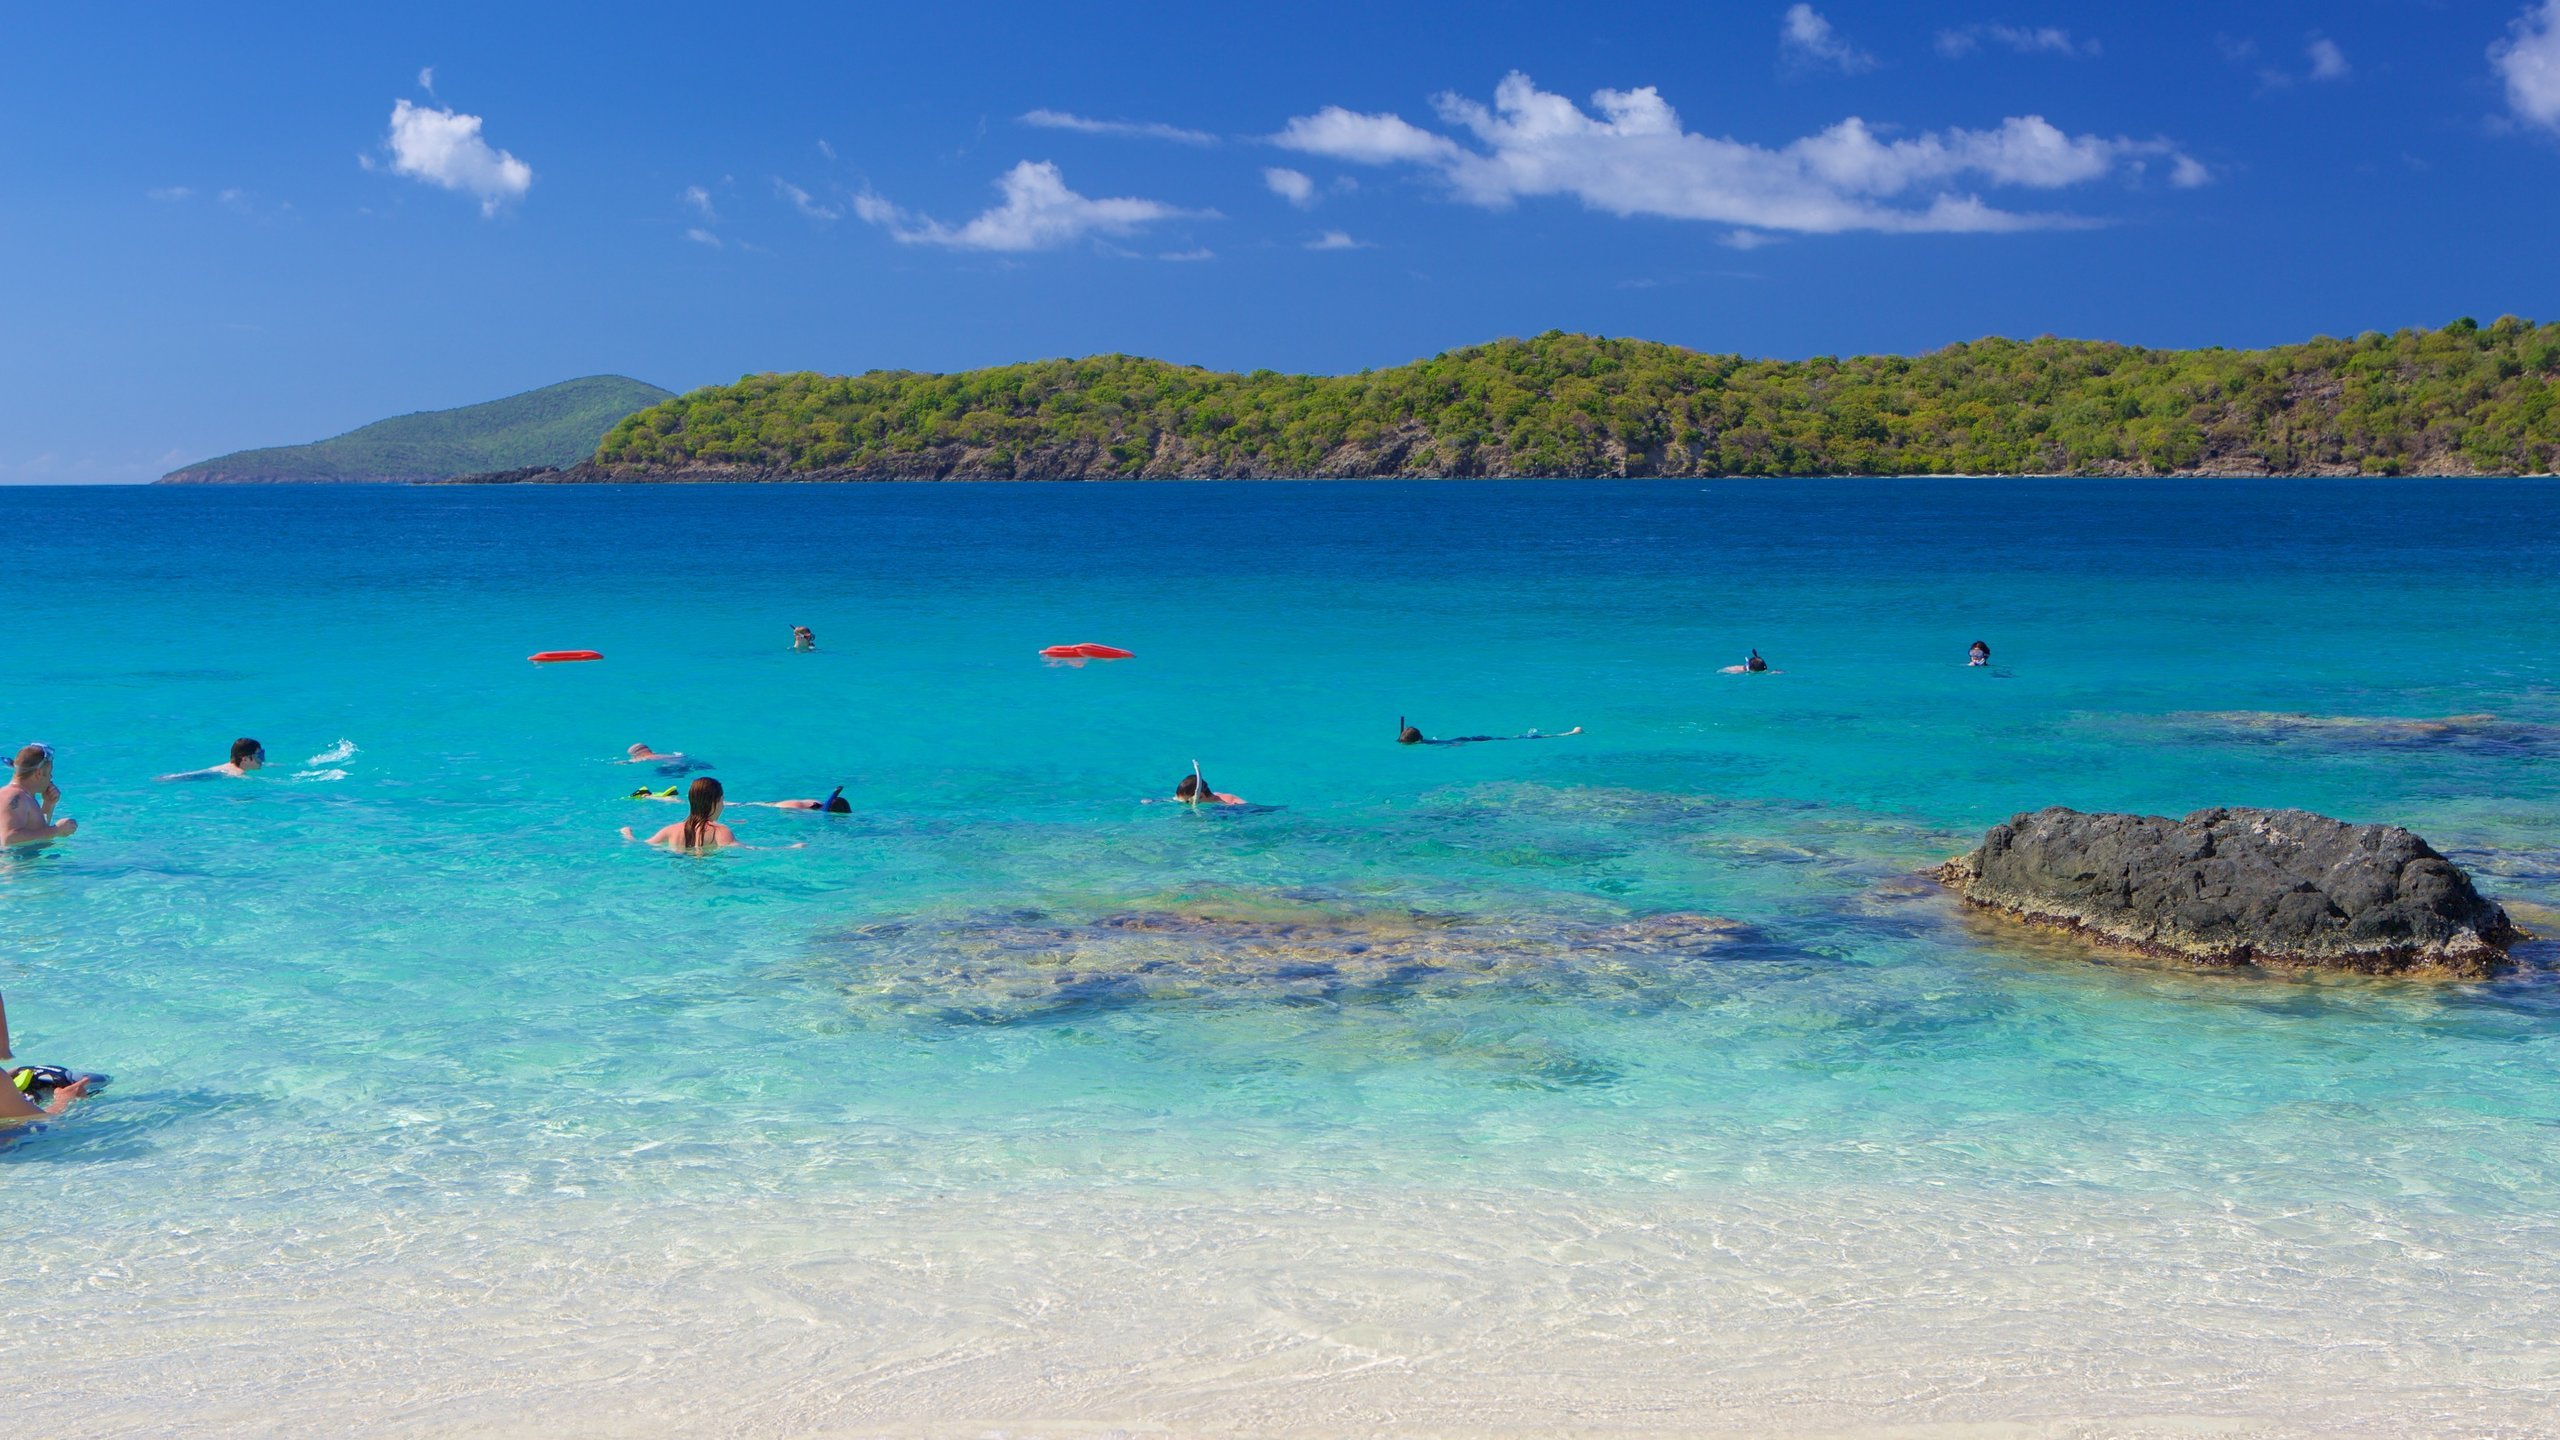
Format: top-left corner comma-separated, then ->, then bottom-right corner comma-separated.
1718,650 -> 1778,675
1968,640 -> 1991,666
624,777 -> 742,850
0,744 -> 77,847
625,742 -> 712,775
0,991 -> 90,1123
1397,716 -> 1582,746
742,786 -> 853,813
1172,772 -> 1244,806
791,625 -> 816,651
157,737 -> 267,781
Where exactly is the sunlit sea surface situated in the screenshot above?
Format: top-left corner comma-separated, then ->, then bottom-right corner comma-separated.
4,479 -> 2557,1437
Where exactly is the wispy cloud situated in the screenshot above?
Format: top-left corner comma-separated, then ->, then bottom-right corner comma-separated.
1273,108 -> 1460,163
147,186 -> 194,202
2307,36 -> 2351,81
417,65 -> 437,97
855,160 -> 1208,252
1937,24 -> 2099,59
1159,247 -> 1216,261
774,178 -> 841,221
2496,1 -> 2560,130
1263,166 -> 1318,207
1019,108 -> 1218,145
817,138 -> 836,161
682,185 -> 718,222
1274,72 -> 2203,236
1305,229 -> 1369,250
374,98 -> 532,216
684,227 -> 722,248
1782,5 -> 1877,75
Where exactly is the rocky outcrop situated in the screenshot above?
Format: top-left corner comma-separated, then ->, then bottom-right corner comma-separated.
1937,806 -> 2518,977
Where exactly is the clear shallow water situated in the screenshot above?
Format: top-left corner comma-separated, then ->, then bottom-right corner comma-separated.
4,478 -> 2558,1436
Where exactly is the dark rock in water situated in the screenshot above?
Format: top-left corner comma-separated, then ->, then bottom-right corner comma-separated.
1937,806 -> 2518,977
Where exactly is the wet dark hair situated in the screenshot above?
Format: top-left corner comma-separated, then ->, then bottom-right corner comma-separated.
1969,639 -> 1990,653
822,785 -> 851,814
681,777 -> 725,849
1174,775 -> 1204,800
231,737 -> 264,764
1397,716 -> 1423,745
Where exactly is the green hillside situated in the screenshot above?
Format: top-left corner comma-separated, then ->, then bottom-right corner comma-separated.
162,376 -> 674,483
589,319 -> 2560,480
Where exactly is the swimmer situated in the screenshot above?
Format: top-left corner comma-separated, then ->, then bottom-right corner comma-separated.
791,625 -> 816,651
157,736 -> 267,781
739,785 -> 854,813
1397,715 -> 1582,746
1968,640 -> 1991,667
1718,650 -> 1779,675
0,991 -> 89,1122
0,744 -> 76,847
1172,773 -> 1244,806
625,742 -> 712,775
623,777 -> 743,851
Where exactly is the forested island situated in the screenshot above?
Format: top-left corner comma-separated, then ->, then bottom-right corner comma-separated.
568,319 -> 2560,481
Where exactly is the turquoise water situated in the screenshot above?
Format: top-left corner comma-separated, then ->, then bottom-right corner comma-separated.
5,479 -> 2559,1435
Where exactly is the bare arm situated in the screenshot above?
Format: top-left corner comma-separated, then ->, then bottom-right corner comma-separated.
0,1076 -> 85,1121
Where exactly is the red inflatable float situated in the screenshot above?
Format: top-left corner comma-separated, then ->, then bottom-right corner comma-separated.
529,650 -> 603,663
1040,643 -> 1134,660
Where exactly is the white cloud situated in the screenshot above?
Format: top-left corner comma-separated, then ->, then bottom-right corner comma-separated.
855,160 -> 1206,252
379,99 -> 532,216
2170,154 -> 2212,187
1273,107 -> 1460,163
684,227 -> 722,247
1782,5 -> 1877,74
817,139 -> 836,160
1274,72 -> 2200,235
775,178 -> 840,221
1160,247 -> 1216,261
682,185 -> 717,221
1939,25 -> 2098,59
1305,229 -> 1369,250
417,66 -> 437,96
1264,166 -> 1317,207
2307,36 -> 2351,81
1721,229 -> 1780,250
2495,1 -> 2560,130
1019,108 -> 1217,145
147,186 -> 193,201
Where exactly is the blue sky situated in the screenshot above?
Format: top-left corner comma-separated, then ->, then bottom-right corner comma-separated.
6,0 -> 2560,482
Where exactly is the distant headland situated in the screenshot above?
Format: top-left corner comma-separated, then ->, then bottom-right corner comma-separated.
173,319 -> 2560,483
157,376 -> 672,484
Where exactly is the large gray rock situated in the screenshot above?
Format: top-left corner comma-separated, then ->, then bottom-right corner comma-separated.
1937,806 -> 2517,977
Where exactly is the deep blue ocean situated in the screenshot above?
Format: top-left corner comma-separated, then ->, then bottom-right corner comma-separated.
4,479 -> 2557,1435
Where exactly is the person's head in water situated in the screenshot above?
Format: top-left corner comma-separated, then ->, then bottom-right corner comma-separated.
681,776 -> 725,849
1746,649 -> 1768,672
1397,716 -> 1423,745
628,743 -> 653,759
13,743 -> 51,784
1968,640 -> 1990,664
1174,775 -> 1206,801
822,785 -> 851,814
230,737 -> 266,771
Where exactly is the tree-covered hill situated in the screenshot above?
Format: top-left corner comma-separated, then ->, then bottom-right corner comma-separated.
161,376 -> 674,483
587,319 -> 2560,480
